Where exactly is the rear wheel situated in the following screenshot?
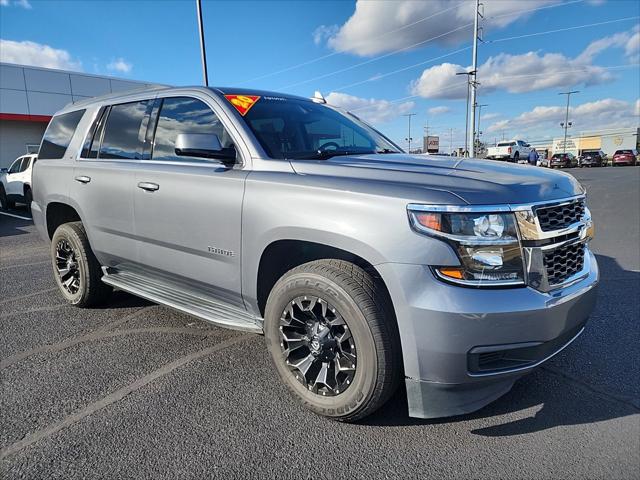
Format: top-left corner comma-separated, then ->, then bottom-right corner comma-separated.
264,259 -> 401,422
51,221 -> 112,307
0,185 -> 14,211
24,187 -> 32,214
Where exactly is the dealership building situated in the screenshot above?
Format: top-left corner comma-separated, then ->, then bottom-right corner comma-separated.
0,62 -> 158,168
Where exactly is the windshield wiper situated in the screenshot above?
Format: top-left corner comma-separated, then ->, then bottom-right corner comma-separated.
376,149 -> 400,154
296,150 -> 374,160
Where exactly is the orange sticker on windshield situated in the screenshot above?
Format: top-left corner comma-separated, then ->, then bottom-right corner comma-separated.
225,94 -> 260,116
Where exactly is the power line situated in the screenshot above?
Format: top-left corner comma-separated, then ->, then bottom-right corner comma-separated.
278,23 -> 473,90
487,16 -> 640,44
236,3 -> 460,85
345,64 -> 638,113
330,16 -> 639,94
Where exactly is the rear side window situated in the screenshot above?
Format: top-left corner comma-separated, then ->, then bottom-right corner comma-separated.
99,101 -> 149,160
151,97 -> 234,162
39,109 -> 86,159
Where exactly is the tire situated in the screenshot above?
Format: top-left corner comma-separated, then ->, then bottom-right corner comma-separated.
0,185 -> 15,211
264,259 -> 402,422
51,221 -> 112,307
24,187 -> 32,214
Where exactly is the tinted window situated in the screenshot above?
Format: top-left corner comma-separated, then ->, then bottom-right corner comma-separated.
99,101 -> 149,160
497,142 -> 516,147
39,109 -> 85,159
8,158 -> 22,174
19,157 -> 31,172
615,150 -> 633,155
152,97 -> 233,162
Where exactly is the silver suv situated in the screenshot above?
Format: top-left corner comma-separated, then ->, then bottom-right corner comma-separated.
32,87 -> 598,421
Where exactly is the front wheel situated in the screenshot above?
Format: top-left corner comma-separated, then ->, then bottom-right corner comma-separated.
51,222 -> 112,307
264,260 -> 402,422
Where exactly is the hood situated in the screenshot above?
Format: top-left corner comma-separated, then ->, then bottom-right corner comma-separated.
290,154 -> 584,205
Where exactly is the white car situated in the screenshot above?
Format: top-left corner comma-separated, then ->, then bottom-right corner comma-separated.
0,154 -> 37,211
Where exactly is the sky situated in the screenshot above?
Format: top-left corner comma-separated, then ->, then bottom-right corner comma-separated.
1,0 -> 639,151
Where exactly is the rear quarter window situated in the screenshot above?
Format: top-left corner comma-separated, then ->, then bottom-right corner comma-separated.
39,110 -> 86,159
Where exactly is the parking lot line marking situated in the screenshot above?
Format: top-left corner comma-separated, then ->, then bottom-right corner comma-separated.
0,307 -> 150,369
0,287 -> 58,306
0,211 -> 32,221
0,260 -> 50,270
0,333 -> 253,460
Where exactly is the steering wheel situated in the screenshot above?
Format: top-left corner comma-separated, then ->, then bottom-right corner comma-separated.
318,142 -> 341,152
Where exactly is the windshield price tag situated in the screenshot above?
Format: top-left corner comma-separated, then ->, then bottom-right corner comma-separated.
225,94 -> 260,116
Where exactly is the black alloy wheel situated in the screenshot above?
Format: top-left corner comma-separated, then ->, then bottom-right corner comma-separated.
280,296 -> 357,396
54,238 -> 82,295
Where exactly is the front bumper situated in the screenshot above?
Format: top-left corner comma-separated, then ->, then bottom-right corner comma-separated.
377,249 -> 599,419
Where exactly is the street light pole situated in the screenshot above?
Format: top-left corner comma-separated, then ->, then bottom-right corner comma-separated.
403,113 -> 416,152
559,90 -> 579,153
196,0 -> 209,86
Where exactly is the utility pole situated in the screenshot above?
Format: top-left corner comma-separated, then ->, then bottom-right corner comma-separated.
559,90 -> 579,153
196,0 -> 209,86
423,120 -> 429,153
469,0 -> 482,158
449,128 -> 454,156
403,113 -> 416,152
456,71 -> 474,157
476,103 -> 488,149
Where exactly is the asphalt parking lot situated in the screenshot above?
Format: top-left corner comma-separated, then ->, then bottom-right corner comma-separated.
1,166 -> 638,479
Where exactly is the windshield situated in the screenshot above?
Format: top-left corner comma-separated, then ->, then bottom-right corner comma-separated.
615,150 -> 633,155
236,96 -> 402,159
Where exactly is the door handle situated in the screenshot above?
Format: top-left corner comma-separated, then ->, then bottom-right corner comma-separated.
137,182 -> 159,192
75,175 -> 91,184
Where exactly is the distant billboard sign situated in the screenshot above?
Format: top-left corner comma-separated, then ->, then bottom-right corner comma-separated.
553,138 -> 578,156
424,136 -> 439,153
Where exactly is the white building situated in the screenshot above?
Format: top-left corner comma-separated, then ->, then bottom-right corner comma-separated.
0,62 -> 159,168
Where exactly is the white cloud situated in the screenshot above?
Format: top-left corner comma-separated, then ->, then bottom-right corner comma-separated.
107,58 -> 132,73
1,0 -> 32,7
326,92 -> 415,124
481,112 -> 501,121
322,0 -> 557,56
486,98 -> 639,136
412,51 -> 614,100
428,106 -> 450,116
625,29 -> 640,60
0,39 -> 82,70
312,25 -> 339,46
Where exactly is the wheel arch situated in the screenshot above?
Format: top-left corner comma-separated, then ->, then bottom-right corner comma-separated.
255,239 -> 395,320
46,202 -> 82,239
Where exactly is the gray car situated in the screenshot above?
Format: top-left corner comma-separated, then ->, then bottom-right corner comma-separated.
31,86 -> 598,421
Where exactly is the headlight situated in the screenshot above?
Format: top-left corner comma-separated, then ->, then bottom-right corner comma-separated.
408,207 -> 525,287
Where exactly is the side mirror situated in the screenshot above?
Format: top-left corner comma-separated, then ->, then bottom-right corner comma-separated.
174,133 -> 236,163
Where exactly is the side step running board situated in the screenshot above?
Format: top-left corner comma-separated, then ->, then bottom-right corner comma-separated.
101,270 -> 263,334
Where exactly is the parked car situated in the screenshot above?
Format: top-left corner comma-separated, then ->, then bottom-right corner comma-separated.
32,87 -> 598,422
550,152 -> 578,168
578,150 -> 605,167
611,149 -> 637,166
0,153 -> 36,211
486,140 -> 531,162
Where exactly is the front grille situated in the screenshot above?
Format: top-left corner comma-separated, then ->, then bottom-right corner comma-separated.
543,242 -> 585,285
536,199 -> 585,231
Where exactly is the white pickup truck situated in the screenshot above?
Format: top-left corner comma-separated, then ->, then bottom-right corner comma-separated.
486,140 -> 531,162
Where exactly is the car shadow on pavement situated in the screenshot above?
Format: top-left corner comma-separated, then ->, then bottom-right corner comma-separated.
362,254 -> 640,435
0,214 -> 33,238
